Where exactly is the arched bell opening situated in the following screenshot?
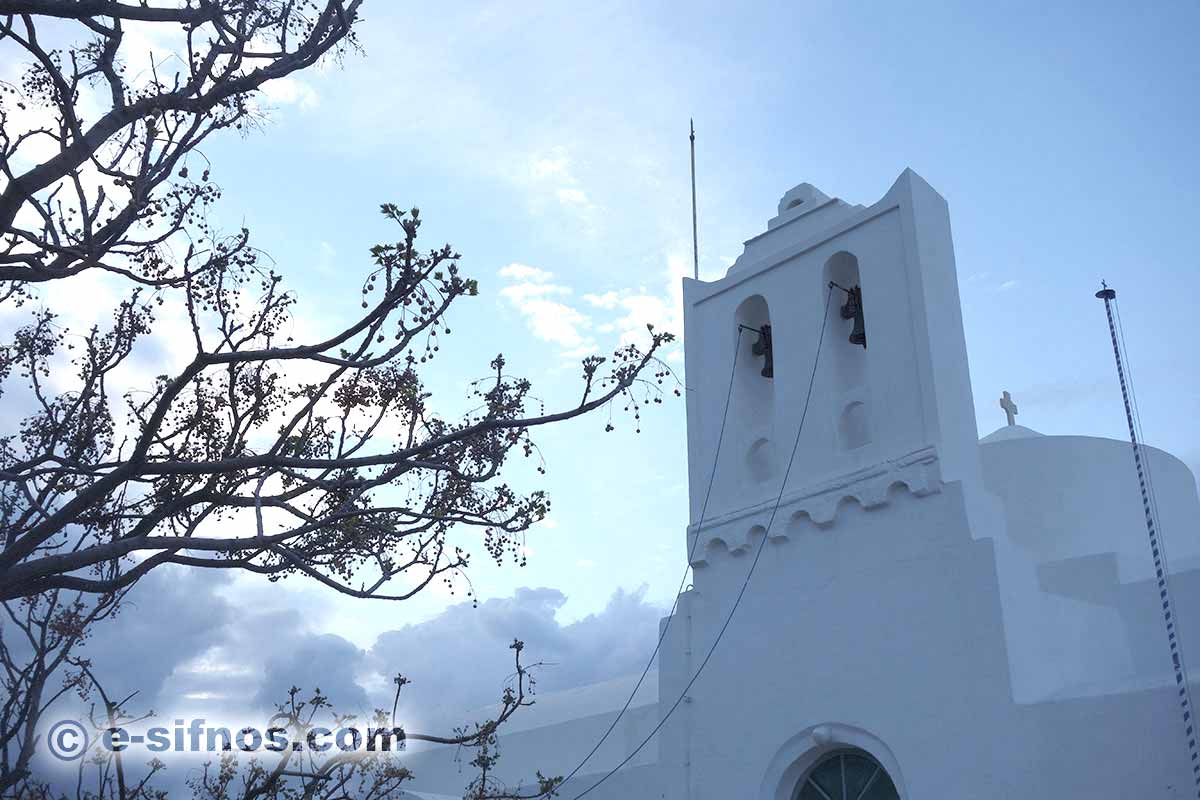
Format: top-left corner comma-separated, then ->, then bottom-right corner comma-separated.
822,250 -> 868,460
736,294 -> 774,382
823,252 -> 867,388
734,294 -> 776,484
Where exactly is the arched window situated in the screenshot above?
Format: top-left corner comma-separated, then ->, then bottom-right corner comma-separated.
793,749 -> 899,800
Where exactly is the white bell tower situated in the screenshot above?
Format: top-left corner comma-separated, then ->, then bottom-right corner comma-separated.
680,169 -> 990,561
656,170 -> 1019,800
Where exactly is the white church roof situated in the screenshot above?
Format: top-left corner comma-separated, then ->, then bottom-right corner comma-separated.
979,424 -> 1045,444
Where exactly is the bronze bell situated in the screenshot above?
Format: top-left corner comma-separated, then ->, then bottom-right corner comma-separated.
751,324 -> 774,378
840,286 -> 867,348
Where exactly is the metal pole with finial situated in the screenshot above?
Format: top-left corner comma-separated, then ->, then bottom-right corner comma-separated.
689,119 -> 699,281
1096,280 -> 1200,798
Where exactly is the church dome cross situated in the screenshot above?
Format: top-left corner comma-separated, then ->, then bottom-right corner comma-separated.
999,390 -> 1018,426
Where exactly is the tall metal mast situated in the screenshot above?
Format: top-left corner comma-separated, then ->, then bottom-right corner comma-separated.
689,119 -> 698,281
1096,281 -> 1199,798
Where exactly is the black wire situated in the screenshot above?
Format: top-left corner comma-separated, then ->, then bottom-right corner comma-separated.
541,324 -> 749,793
569,285 -> 836,800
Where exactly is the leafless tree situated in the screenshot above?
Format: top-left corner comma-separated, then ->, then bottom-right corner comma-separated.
0,0 -> 362,291
0,205 -> 672,602
0,1 -> 676,795
12,640 -> 553,799
1,589 -> 124,795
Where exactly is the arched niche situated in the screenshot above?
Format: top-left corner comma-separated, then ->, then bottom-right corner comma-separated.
822,251 -> 867,394
838,400 -> 871,450
747,437 -> 776,483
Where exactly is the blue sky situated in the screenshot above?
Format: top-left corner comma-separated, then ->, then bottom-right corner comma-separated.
200,0 -> 1200,631
36,0 -> 1198,730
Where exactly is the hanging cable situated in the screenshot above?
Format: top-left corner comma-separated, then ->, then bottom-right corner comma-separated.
543,322 -> 750,793
1096,283 -> 1199,798
568,285 -> 836,800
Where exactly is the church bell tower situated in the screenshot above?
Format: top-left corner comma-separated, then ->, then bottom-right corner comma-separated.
657,170 -> 1019,800
680,170 -> 990,562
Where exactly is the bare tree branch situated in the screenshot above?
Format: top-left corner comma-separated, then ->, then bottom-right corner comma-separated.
0,4 -> 679,796
0,0 -> 362,288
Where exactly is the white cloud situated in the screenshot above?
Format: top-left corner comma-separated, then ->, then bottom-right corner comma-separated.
499,262 -> 554,282
513,298 -> 591,348
964,273 -> 1020,294
556,187 -> 590,207
581,251 -> 686,352
520,147 -> 601,227
495,250 -> 684,363
561,342 -> 600,358
582,291 -> 621,310
612,294 -> 673,344
531,152 -> 571,180
260,76 -> 320,110
315,241 -> 336,273
499,281 -> 570,304
497,264 -> 596,352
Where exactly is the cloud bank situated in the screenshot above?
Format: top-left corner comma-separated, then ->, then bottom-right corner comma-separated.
70,569 -> 664,735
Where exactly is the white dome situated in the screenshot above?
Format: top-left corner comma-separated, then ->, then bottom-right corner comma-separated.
979,424 -> 1044,444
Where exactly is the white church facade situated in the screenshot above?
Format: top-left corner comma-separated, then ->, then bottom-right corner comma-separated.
401,170 -> 1200,799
